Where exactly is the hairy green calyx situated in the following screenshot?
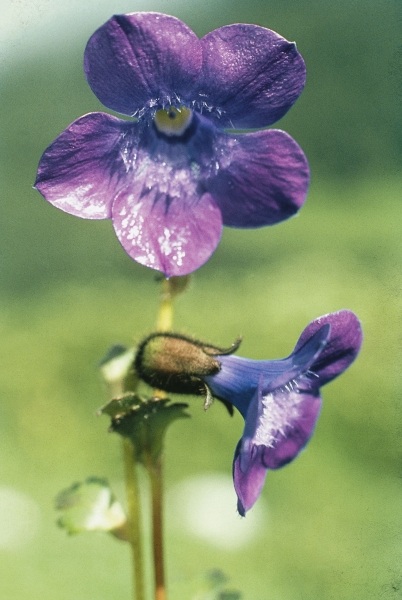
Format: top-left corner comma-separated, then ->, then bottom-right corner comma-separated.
134,332 -> 241,398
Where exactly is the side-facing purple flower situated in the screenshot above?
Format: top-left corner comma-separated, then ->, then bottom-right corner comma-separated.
133,310 -> 362,515
34,12 -> 309,276
205,310 -> 362,515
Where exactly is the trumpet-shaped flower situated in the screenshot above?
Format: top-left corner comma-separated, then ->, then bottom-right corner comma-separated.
205,310 -> 363,515
35,12 -> 309,276
133,310 -> 362,515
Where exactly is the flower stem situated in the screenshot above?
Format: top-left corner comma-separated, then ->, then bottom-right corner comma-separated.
156,278 -> 174,332
123,438 -> 146,600
148,276 -> 178,599
149,456 -> 166,600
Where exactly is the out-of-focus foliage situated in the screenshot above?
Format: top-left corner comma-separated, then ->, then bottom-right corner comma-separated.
0,1 -> 400,599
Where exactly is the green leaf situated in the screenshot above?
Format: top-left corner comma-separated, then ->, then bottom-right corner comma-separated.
98,392 -> 141,420
101,395 -> 189,463
55,477 -> 128,539
99,345 -> 138,396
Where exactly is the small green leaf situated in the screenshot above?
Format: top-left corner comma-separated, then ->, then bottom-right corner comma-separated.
98,392 -> 141,420
100,395 -> 189,463
99,345 -> 138,395
55,477 -> 128,539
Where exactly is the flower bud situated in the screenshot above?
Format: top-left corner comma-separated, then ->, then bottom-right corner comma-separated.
134,333 -> 241,397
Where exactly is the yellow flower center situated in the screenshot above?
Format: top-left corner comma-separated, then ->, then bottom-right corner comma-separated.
154,106 -> 193,137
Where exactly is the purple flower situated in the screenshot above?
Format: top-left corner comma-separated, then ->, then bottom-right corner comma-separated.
205,310 -> 363,515
34,12 -> 309,276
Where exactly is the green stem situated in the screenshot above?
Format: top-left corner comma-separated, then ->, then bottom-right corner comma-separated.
105,377 -> 146,600
123,438 -> 146,600
147,277 -> 176,599
156,278 -> 174,333
149,455 -> 166,600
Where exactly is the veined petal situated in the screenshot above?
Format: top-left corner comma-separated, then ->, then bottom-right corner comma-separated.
84,13 -> 203,116
259,391 -> 322,469
35,113 -> 137,219
240,384 -> 322,470
112,183 -> 222,277
268,324 -> 330,390
293,310 -> 363,386
209,129 -> 309,228
205,355 -> 291,417
199,24 -> 306,129
205,323 -> 329,417
234,388 -> 321,514
233,442 -> 267,517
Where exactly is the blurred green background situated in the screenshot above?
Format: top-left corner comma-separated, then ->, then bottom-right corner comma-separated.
0,0 -> 401,598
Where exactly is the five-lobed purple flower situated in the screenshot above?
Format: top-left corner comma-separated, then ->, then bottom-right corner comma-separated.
35,12 -> 309,276
205,310 -> 363,515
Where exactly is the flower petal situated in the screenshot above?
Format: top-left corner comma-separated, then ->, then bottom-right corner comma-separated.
35,113 -> 137,219
234,382 -> 321,514
205,355 -> 288,417
233,442 -> 267,516
260,391 -> 322,469
206,324 -> 328,417
84,13 -> 202,116
293,310 -> 363,386
199,24 -> 306,129
112,185 -> 222,277
209,129 -> 309,227
268,323 -> 330,390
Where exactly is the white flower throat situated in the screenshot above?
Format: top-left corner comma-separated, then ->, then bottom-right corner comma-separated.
254,389 -> 302,447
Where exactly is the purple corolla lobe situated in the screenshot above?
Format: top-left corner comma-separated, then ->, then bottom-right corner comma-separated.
205,310 -> 363,515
